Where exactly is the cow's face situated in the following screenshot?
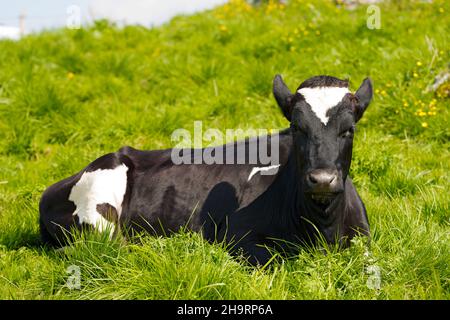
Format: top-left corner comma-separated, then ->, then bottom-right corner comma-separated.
273,75 -> 373,208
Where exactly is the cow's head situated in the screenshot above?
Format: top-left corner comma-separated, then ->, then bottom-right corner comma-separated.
273,75 -> 373,210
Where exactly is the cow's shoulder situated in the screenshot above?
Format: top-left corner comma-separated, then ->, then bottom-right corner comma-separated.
117,145 -> 172,171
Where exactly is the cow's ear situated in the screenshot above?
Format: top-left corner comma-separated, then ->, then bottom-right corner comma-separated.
273,74 -> 294,121
354,77 -> 373,122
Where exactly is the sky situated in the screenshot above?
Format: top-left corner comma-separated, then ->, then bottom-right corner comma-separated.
0,0 -> 228,34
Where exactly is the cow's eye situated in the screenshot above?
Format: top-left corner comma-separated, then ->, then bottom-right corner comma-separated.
297,127 -> 308,137
340,127 -> 355,138
291,123 -> 307,136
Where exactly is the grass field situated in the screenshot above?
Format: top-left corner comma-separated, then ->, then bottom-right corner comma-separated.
0,0 -> 448,299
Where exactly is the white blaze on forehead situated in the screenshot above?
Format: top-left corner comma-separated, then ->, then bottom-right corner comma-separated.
248,164 -> 280,181
297,86 -> 350,125
69,164 -> 128,234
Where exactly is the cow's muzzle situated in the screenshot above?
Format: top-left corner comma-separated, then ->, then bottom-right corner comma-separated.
305,169 -> 343,206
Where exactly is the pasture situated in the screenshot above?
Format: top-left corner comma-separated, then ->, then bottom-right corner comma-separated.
0,0 -> 448,299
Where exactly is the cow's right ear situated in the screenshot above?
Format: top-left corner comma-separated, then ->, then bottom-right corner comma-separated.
354,77 -> 373,122
273,74 -> 294,121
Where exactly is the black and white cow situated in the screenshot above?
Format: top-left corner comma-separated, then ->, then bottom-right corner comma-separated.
39,75 -> 373,265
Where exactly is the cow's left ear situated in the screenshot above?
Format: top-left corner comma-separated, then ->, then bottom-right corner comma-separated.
354,77 -> 373,122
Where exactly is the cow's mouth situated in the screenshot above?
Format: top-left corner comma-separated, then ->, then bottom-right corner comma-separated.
309,192 -> 339,209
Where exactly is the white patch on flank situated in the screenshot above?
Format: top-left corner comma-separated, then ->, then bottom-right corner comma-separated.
247,164 -> 280,181
297,87 -> 349,125
69,164 -> 128,234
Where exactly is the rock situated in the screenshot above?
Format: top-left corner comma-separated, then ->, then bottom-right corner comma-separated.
427,67 -> 450,97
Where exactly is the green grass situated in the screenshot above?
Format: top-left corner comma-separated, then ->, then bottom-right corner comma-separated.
0,0 -> 449,299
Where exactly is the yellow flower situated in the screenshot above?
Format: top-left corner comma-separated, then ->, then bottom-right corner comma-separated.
439,7 -> 444,13
381,90 -> 387,96
416,61 -> 422,67
413,72 -> 419,78
415,109 -> 427,117
219,25 -> 227,32
67,72 -> 75,79
403,101 -> 409,107
421,122 -> 428,128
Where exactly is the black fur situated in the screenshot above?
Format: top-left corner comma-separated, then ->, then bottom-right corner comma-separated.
297,75 -> 349,90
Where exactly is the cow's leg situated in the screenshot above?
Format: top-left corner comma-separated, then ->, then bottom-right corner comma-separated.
39,152 -> 133,246
226,236 -> 274,266
241,243 -> 273,266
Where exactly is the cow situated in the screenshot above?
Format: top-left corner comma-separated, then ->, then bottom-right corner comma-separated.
39,74 -> 373,265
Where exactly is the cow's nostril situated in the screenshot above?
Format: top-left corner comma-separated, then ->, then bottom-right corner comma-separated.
308,174 -> 318,184
307,170 -> 338,188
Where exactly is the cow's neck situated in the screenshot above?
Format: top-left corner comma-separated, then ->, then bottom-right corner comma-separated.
279,145 -> 348,243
